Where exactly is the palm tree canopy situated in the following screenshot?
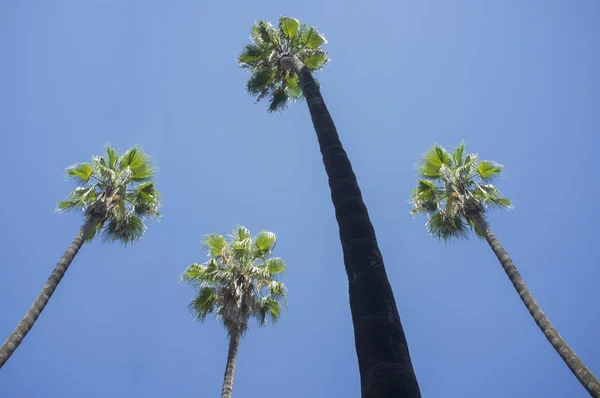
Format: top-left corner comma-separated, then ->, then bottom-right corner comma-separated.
410,142 -> 512,241
57,144 -> 161,245
238,16 -> 329,112
182,226 -> 287,335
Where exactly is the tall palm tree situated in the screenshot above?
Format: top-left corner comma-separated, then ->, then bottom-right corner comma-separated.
410,142 -> 600,397
182,226 -> 287,398
0,144 -> 161,369
238,17 -> 421,397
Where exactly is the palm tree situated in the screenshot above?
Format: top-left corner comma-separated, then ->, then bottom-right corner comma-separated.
410,142 -> 600,397
182,226 -> 287,398
0,144 -> 161,369
238,17 -> 421,397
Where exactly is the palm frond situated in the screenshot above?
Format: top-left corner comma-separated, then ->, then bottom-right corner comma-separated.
189,287 -> 217,321
477,160 -> 504,182
253,297 -> 282,325
267,280 -> 287,304
285,75 -> 303,100
426,210 -> 470,242
263,257 -> 286,274
302,26 -> 327,48
254,231 -> 277,255
410,179 -> 443,215
251,20 -> 280,48
127,182 -> 161,216
101,213 -> 146,245
418,144 -> 454,178
238,44 -> 271,65
303,53 -> 329,71
268,87 -> 289,113
279,16 -> 300,39
204,234 -> 227,258
246,69 -> 274,96
105,144 -> 119,169
119,147 -> 153,182
57,186 -> 98,213
66,163 -> 95,186
474,183 -> 512,209
452,142 -> 465,167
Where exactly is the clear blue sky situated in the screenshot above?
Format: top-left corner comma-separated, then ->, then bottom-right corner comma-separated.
1,1 -> 599,397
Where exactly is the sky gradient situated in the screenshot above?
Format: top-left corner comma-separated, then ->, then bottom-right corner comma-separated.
1,1 -> 599,397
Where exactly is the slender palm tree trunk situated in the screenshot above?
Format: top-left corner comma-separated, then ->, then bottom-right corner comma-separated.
0,217 -> 97,369
472,215 -> 600,397
280,55 -> 421,398
221,330 -> 241,398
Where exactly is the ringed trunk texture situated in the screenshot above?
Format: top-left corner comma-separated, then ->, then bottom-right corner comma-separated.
221,330 -> 241,398
472,215 -> 600,397
280,55 -> 421,397
0,217 -> 97,369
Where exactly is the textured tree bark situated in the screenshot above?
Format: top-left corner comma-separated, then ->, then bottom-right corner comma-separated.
0,217 -> 97,369
221,330 -> 241,398
472,214 -> 600,397
280,55 -> 421,398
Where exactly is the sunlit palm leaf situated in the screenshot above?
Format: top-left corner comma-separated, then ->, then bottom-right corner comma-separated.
119,147 -> 153,182
57,186 -> 98,213
255,231 -> 276,253
419,145 -> 453,178
477,160 -> 503,181
106,145 -> 119,169
279,16 -> 300,39
204,234 -> 227,257
66,163 -> 94,185
453,142 -> 465,167
264,257 -> 286,274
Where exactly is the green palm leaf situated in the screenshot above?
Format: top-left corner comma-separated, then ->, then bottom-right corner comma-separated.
254,231 -> 277,253
280,17 -> 300,39
477,160 -> 503,181
204,234 -> 227,257
66,163 -> 94,185
419,144 -> 453,178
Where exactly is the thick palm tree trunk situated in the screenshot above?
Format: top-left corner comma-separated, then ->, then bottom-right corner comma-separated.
472,215 -> 600,397
0,217 -> 96,369
221,330 -> 241,398
280,55 -> 421,398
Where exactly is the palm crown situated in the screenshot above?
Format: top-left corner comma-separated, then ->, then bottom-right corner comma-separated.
182,226 -> 287,335
410,143 -> 512,241
238,16 -> 329,112
57,144 -> 161,244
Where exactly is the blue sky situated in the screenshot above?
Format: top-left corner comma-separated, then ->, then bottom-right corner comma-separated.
1,1 -> 599,396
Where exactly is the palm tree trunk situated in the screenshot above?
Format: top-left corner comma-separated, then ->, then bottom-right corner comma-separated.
221,330 -> 241,398
0,217 -> 97,369
472,214 -> 600,397
280,55 -> 421,398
